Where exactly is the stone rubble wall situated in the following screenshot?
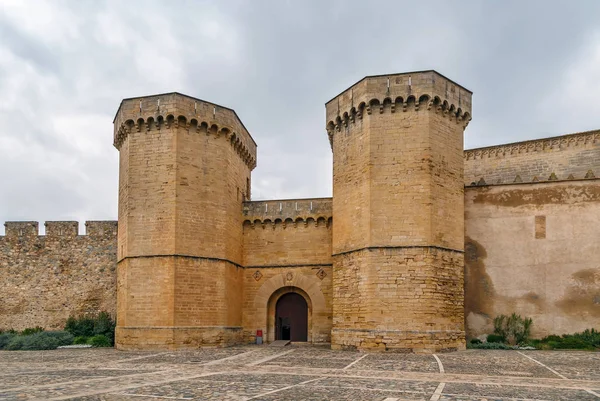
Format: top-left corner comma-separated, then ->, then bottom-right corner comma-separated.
0,221 -> 117,331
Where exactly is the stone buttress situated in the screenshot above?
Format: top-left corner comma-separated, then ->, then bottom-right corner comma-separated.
113,93 -> 256,349
326,71 -> 472,352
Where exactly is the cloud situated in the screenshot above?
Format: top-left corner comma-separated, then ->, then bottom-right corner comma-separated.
538,31 -> 600,134
0,0 -> 599,234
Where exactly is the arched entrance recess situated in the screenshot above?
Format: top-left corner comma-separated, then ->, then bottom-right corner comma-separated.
253,272 -> 327,343
267,286 -> 312,342
276,292 -> 308,341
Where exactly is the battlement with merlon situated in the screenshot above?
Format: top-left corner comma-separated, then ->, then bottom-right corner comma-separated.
325,70 -> 472,131
464,129 -> 600,185
243,198 -> 332,227
2,221 -> 117,238
113,92 -> 257,169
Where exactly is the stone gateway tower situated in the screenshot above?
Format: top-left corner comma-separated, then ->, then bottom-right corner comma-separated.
2,68 -> 581,351
326,71 -> 472,351
113,93 -> 256,349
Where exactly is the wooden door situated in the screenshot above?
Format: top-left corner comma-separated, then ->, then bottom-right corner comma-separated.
275,293 -> 308,341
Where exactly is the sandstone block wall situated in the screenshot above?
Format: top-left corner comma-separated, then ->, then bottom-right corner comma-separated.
465,179 -> 600,338
2,82 -> 599,352
464,130 -> 600,185
0,221 -> 117,331
241,198 -> 333,344
326,71 -> 471,351
332,247 -> 464,352
114,93 -> 256,349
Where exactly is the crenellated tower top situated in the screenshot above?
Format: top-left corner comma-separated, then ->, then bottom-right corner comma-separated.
113,92 -> 257,170
325,70 -> 472,146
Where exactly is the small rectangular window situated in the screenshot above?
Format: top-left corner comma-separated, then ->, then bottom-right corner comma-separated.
535,216 -> 546,239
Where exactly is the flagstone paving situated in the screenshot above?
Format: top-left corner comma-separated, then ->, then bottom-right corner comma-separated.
0,345 -> 598,400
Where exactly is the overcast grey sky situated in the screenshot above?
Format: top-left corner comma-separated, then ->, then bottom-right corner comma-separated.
1,0 -> 599,233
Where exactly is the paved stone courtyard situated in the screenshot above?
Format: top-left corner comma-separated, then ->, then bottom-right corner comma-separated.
0,345 -> 599,400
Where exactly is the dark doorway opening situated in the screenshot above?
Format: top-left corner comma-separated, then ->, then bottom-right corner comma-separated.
275,292 -> 308,341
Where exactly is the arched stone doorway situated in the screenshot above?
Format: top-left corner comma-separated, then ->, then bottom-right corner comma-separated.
266,286 -> 313,343
252,273 -> 330,343
275,292 -> 308,341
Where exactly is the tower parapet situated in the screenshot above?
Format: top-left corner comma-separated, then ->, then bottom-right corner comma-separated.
326,70 -> 471,146
327,70 -> 472,352
114,93 -> 256,170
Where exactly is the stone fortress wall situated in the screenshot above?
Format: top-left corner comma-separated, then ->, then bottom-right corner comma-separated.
0,221 -> 117,331
465,129 -> 599,185
464,128 -> 600,338
325,71 -> 471,352
1,130 -> 598,344
241,198 -> 333,344
0,71 -> 598,350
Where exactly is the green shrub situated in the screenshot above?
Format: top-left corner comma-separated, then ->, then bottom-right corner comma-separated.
65,312 -> 115,345
42,331 -> 74,346
541,334 -> 562,343
493,313 -> 532,345
467,342 -> 515,350
572,328 -> 600,348
65,316 -> 95,337
5,335 -> 26,350
20,327 -> 44,336
523,339 -> 541,348
88,334 -> 112,348
486,334 -> 506,344
550,336 -> 594,350
470,338 -> 482,345
532,329 -> 599,350
6,333 -> 56,350
73,336 -> 89,345
21,333 -> 61,350
0,332 -> 17,349
93,312 -> 115,342
5,331 -> 73,351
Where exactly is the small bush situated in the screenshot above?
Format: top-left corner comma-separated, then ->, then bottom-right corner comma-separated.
470,338 -> 482,344
88,334 -> 111,348
5,336 -> 26,350
73,336 -> 89,345
549,336 -> 594,350
467,342 -> 515,350
0,332 -> 17,349
5,331 -> 73,351
20,327 -> 44,336
21,333 -> 61,350
6,333 -> 57,350
572,328 -> 600,348
42,331 -> 74,346
531,329 -> 599,350
65,316 -> 95,337
493,313 -> 532,345
486,334 -> 506,344
65,312 -> 115,345
93,312 -> 115,341
541,334 -> 562,343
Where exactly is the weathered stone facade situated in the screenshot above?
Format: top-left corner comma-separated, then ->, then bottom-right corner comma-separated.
1,70 -> 598,351
0,221 -> 117,330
